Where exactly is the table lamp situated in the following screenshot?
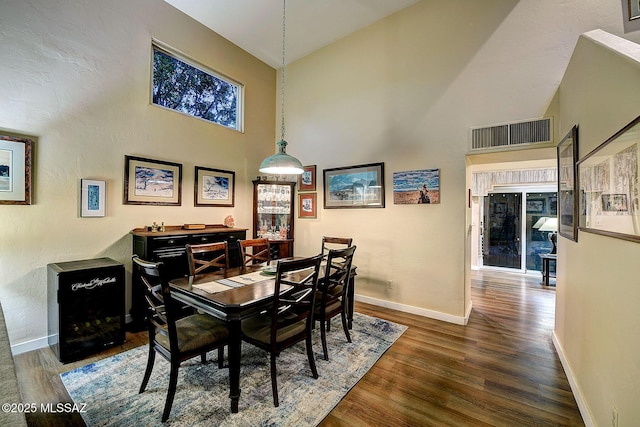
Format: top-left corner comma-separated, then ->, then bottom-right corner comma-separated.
539,217 -> 558,254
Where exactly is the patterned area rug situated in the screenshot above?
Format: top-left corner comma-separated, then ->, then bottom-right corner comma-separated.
61,313 -> 407,426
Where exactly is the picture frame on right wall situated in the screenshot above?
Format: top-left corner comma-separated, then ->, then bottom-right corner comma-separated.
557,125 -> 579,242
578,115 -> 640,243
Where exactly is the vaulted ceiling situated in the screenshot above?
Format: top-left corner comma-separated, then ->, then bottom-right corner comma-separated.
163,0 -> 422,68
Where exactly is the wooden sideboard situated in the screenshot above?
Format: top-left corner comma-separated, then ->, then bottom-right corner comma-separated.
129,225 -> 247,329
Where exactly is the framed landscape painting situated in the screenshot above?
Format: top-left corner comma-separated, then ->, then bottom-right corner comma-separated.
578,115 -> 640,243
124,155 -> 182,206
194,166 -> 235,207
393,168 -> 440,204
323,163 -> 385,209
0,135 -> 32,205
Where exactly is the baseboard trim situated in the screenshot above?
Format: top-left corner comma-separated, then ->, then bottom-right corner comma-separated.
355,294 -> 470,325
552,332 -> 595,427
12,317 -> 134,355
11,335 -> 50,355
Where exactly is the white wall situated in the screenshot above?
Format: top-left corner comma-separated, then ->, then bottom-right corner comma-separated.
0,0 -> 276,352
283,0 -> 638,323
556,30 -> 640,426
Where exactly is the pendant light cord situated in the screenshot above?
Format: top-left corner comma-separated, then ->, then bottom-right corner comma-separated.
280,0 -> 286,143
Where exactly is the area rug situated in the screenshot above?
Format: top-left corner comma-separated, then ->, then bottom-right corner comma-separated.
61,312 -> 407,426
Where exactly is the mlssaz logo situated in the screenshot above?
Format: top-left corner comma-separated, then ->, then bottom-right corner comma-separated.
71,277 -> 116,291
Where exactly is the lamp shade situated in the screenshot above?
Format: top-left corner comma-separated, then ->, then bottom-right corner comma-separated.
259,140 -> 304,175
538,217 -> 558,232
532,216 -> 549,229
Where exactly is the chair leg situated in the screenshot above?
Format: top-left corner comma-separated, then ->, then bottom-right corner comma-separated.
162,361 -> 180,422
320,317 -> 329,361
341,308 -> 352,343
270,354 -> 279,407
218,346 -> 224,368
139,347 -> 156,393
201,352 -> 207,363
305,333 -> 318,379
326,319 -> 331,331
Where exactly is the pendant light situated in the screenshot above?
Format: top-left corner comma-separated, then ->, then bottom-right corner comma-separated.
259,0 -> 304,175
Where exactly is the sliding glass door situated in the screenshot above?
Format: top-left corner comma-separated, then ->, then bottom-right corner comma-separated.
481,190 -> 557,272
525,192 -> 557,271
482,193 -> 522,269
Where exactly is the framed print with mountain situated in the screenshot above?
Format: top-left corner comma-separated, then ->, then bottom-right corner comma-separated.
323,162 -> 385,209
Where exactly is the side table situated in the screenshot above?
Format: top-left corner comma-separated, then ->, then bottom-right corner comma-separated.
539,253 -> 557,286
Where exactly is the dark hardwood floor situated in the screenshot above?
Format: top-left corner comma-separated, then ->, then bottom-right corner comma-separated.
14,269 -> 583,426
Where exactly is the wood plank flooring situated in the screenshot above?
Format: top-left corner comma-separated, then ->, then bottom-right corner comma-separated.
13,269 -> 583,426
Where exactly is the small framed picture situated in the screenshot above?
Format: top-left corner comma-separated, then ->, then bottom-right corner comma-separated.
0,135 -> 33,205
194,166 -> 235,207
299,193 -> 317,218
81,179 -> 106,217
298,165 -> 316,192
123,155 -> 182,206
526,199 -> 546,214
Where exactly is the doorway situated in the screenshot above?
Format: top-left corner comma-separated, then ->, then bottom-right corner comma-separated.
480,189 -> 557,272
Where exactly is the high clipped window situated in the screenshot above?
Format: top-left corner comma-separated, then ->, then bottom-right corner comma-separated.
151,44 -> 243,131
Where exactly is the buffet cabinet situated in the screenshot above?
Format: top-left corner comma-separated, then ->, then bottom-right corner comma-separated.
130,225 -> 247,328
252,180 -> 295,259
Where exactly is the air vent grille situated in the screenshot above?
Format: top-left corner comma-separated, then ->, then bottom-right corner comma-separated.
471,117 -> 553,151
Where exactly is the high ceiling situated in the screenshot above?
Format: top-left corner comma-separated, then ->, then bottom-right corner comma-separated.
163,0 -> 422,68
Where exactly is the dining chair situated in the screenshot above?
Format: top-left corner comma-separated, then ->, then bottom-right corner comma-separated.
315,245 -> 357,360
132,255 -> 229,422
186,241 -> 229,278
240,254 -> 323,407
320,236 -> 353,260
239,238 -> 271,268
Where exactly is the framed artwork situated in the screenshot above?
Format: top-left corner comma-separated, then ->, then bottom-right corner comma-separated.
80,179 -> 106,217
392,168 -> 440,204
578,115 -> 640,243
299,193 -> 317,218
557,125 -> 579,242
298,165 -> 316,192
124,155 -> 182,206
194,166 -> 235,207
526,199 -> 546,214
0,135 -> 33,205
629,0 -> 640,20
323,162 -> 385,209
602,194 -> 628,212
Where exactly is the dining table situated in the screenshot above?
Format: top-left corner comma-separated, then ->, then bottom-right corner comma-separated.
168,260 -> 357,413
169,264 -> 286,413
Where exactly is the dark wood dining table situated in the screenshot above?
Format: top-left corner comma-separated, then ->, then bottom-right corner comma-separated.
169,265 -> 288,413
168,260 -> 357,413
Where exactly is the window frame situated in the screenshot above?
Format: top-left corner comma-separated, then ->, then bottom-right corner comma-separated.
150,41 -> 244,133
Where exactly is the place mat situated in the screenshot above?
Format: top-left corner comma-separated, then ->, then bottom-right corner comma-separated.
192,281 -> 233,294
225,270 -> 268,284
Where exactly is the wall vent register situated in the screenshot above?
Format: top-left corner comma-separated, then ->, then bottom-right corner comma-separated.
470,117 -> 553,151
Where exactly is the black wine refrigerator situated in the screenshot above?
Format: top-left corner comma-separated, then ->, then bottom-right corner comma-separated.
47,257 -> 125,363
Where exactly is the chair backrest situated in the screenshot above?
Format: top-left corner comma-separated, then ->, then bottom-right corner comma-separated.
239,238 -> 271,267
321,236 -> 353,259
131,255 -> 180,351
321,245 -> 357,302
186,241 -> 229,277
269,254 -> 323,345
